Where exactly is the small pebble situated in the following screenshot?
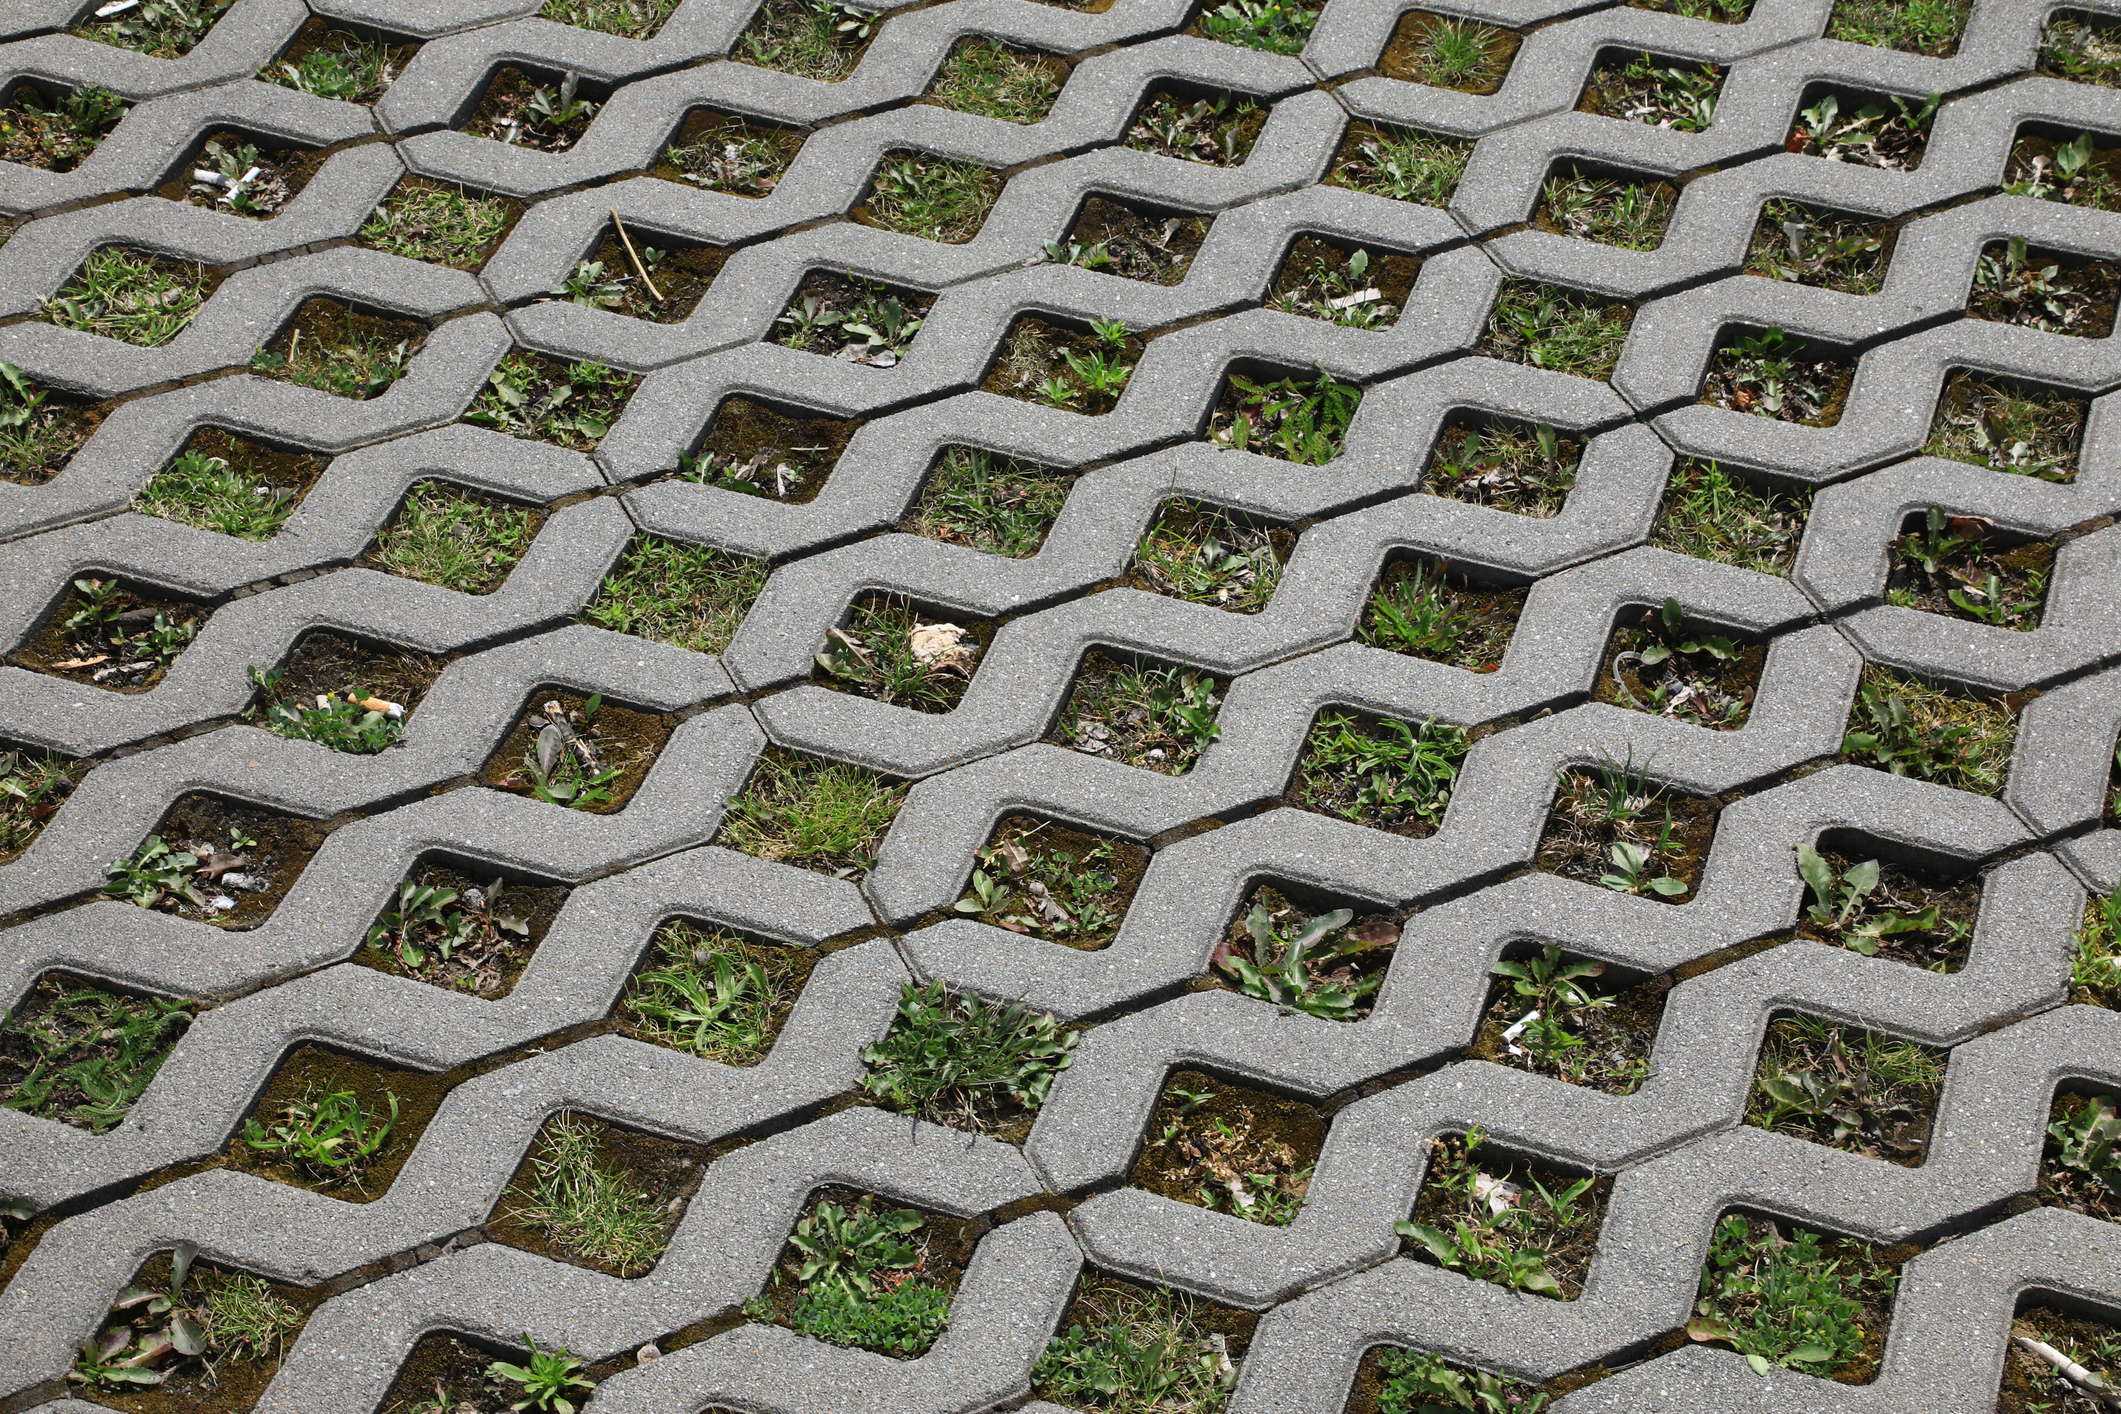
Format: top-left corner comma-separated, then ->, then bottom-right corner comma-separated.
637,1342 -> 661,1364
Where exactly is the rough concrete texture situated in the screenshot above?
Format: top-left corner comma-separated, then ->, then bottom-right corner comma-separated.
1,0 -> 2119,1410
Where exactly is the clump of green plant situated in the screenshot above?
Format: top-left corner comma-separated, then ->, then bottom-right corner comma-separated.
242,1085 -> 398,1183
1888,506 -> 2052,629
464,353 -> 635,448
907,447 -> 1070,558
1926,372 -> 2086,482
1137,1075 -> 1321,1225
44,248 -> 210,347
494,694 -> 629,808
1199,0 -> 1318,54
273,26 -> 404,102
2072,888 -> 2121,1009
1056,657 -> 1223,774
246,665 -> 408,754
2006,130 -> 2121,211
367,481 -> 537,595
738,0 -> 878,81
1795,843 -> 1974,968
1700,325 -> 1849,424
1479,942 -> 1656,1094
774,271 -> 928,365
624,921 -> 798,1063
104,834 -> 209,910
1126,90 -> 1264,166
135,446 -> 301,541
1483,283 -> 1631,379
32,576 -> 202,692
1540,167 -> 1675,250
0,360 -> 93,486
1970,237 -> 2120,337
865,153 -> 999,243
1358,559 -> 1523,667
1635,0 -> 1750,17
0,981 -> 191,1132
814,600 -> 982,711
1132,500 -> 1285,613
1212,898 -> 1396,1020
1828,0 -> 1967,55
488,1336 -> 594,1414
954,818 -> 1135,946
1374,1348 -> 1550,1414
541,0 -> 680,37
2042,10 -> 2121,85
1045,197 -> 1211,284
1399,1129 -> 1599,1297
366,872 -> 533,993
1690,1214 -> 1895,1377
1749,1014 -> 1942,1162
1330,124 -> 1468,208
477,68 -> 599,151
1032,1281 -> 1242,1410
584,535 -> 765,655
0,83 -> 126,171
509,1112 -> 671,1273
1652,460 -> 1809,574
176,133 -> 301,218
360,182 -> 514,267
1385,12 -> 1516,91
719,749 -> 905,877
1841,669 -> 2016,793
1540,752 -> 1705,901
1295,710 -> 1469,834
927,37 -> 1063,121
68,1243 -> 305,1391
2044,1091 -> 2121,1223
1207,366 -> 1361,464
860,981 -> 1078,1131
1605,596 -> 1757,731
1425,419 -> 1580,517
1746,198 -> 1891,293
1580,54 -> 1720,130
1270,244 -> 1408,330
1789,90 -> 1937,171
76,0 -> 233,58
789,1276 -> 952,1355
760,1192 -> 954,1356
0,748 -> 75,860
658,113 -> 801,195
250,301 -> 420,399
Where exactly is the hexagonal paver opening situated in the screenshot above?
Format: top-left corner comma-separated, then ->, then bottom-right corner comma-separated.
982,313 -> 1142,414
269,16 -> 420,105
74,0 -> 232,59
1355,553 -> 1525,667
1699,322 -> 1856,426
553,221 -> 727,323
136,428 -> 328,541
1423,411 -> 1583,516
463,64 -> 610,152
1053,193 -> 1212,284
228,1041 -> 448,1199
479,688 -> 673,811
544,0 -> 685,40
0,972 -> 195,1133
812,593 -> 993,712
952,813 -> 1148,949
748,1185 -> 981,1357
1578,49 -> 1722,131
1403,1129 -> 1607,1298
486,1110 -> 705,1276
2078,887 -> 2121,1008
1827,0 -> 1969,57
0,78 -> 127,172
1270,233 -> 1422,330
1536,159 -> 1679,252
1379,10 -> 1521,92
250,297 -> 430,400
0,743 -> 80,865
1128,497 -> 1294,614
103,792 -> 334,929
1130,1068 -> 1327,1225
464,350 -> 636,449
1327,120 -> 1469,209
1969,239 -> 2121,337
735,0 -> 881,83
44,246 -> 217,348
1999,1297 -> 2121,1411
1049,649 -> 1226,775
1650,459 -> 1811,574
772,269 -> 933,366
1288,705 -> 1473,836
614,916 -> 821,1064
68,1246 -> 320,1407
1746,1011 -> 1945,1165
1689,1209 -> 1909,1380
852,981 -> 1078,1141
1345,1344 -> 1562,1413
1787,84 -> 1937,172
357,856 -> 570,998
1204,883 -> 1401,1018
717,746 -> 907,879
1479,280 -> 1633,381
158,127 -> 327,220
248,629 -> 447,753
1471,941 -> 1669,1094
1125,85 -> 1267,167
858,149 -> 1005,245
2040,1085 -> 2121,1222
924,37 -> 1068,121
1033,1274 -> 1255,1402
8,574 -> 209,694
1538,762 -> 1718,904
1746,197 -> 1897,292
361,479 -> 545,596
2039,8 -> 2121,85
0,369 -> 104,487
1886,508 -> 2053,631
684,393 -> 863,503
1206,358 -> 1362,464
358,175 -> 523,270
1926,368 -> 2089,481
1594,600 -> 1768,731
1791,830 -> 1980,971
652,106 -> 807,196
1841,664 -> 2022,796
904,445 -> 1076,558
579,533 -> 768,654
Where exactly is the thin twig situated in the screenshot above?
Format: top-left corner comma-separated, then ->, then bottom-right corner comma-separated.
609,208 -> 664,303
2017,1336 -> 2121,1406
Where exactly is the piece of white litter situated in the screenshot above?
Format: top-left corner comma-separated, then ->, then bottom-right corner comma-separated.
1326,288 -> 1381,311
2014,1337 -> 2121,1405
208,895 -> 237,912
95,0 -> 139,15
1472,1171 -> 1521,1217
